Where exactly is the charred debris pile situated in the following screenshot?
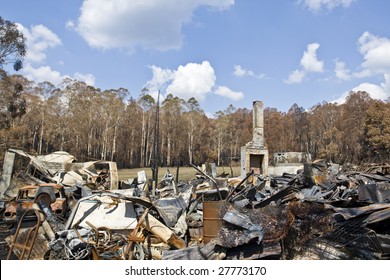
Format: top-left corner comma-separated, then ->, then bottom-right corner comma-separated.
0,150 -> 389,260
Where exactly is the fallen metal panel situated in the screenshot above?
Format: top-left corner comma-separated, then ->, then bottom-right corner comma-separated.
0,151 -> 15,197
162,241 -> 225,260
155,205 -> 183,228
225,242 -> 281,260
253,186 -> 298,208
359,183 -> 390,203
377,234 -> 390,255
364,207 -> 390,225
66,194 -> 138,230
325,204 -> 390,220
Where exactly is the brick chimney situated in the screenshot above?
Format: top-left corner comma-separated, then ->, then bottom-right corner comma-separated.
252,101 -> 264,147
240,101 -> 269,178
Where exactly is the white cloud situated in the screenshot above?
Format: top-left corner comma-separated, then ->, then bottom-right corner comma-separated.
17,24 -> 61,64
74,72 -> 96,86
332,82 -> 388,104
300,43 -> 324,73
233,65 -> 266,79
144,61 -> 216,101
335,32 -> 390,81
299,0 -> 355,12
205,112 -> 215,119
65,20 -> 75,30
233,65 -> 246,77
333,32 -> 390,103
284,70 -> 305,84
144,61 -> 243,101
285,43 -> 323,84
167,61 -> 216,101
15,23 -> 95,87
334,60 -> 351,81
22,65 -> 64,85
215,86 -> 244,100
145,65 -> 175,93
22,65 -> 95,86
334,59 -> 372,81
358,32 -> 390,73
383,73 -> 390,94
353,83 -> 388,100
74,0 -> 234,51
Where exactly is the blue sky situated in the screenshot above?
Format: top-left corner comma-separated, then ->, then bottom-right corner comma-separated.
2,0 -> 390,115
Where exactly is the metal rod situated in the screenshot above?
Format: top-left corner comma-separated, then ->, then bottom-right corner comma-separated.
190,163 -> 222,200
225,170 -> 254,201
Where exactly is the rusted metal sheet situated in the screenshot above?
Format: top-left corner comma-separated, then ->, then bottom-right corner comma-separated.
202,200 -> 226,243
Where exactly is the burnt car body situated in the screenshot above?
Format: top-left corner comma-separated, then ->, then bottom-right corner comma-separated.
3,183 -> 68,224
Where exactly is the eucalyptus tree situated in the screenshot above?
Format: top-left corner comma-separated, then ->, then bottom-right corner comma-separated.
183,97 -> 204,164
27,81 -> 58,154
97,88 -> 127,161
0,74 -> 27,129
0,17 -> 26,129
264,107 -> 285,156
365,99 -> 390,162
161,93 -> 186,166
213,105 -> 236,166
338,91 -> 371,163
58,79 -> 97,158
285,104 -> 309,153
0,75 -> 30,161
0,16 -> 26,74
117,97 -> 143,167
138,90 -> 155,167
307,102 -> 341,162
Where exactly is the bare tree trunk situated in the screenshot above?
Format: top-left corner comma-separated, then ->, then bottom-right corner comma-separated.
140,112 -> 146,167
217,130 -> 222,166
32,129 -> 37,151
167,134 -> 171,166
145,114 -> 151,167
111,124 -> 117,162
60,133 -> 65,151
38,111 -> 44,154
188,131 -> 193,164
160,134 -> 165,166
130,129 -> 134,166
87,130 -> 92,158
75,134 -> 79,155
145,128 -> 149,167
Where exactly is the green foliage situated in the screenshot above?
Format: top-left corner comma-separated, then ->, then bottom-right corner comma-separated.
0,16 -> 26,71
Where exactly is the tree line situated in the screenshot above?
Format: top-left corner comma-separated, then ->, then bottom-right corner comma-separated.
1,16 -> 390,170
1,74 -> 390,169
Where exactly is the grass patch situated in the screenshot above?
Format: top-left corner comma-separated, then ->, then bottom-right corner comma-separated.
118,166 -> 241,182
